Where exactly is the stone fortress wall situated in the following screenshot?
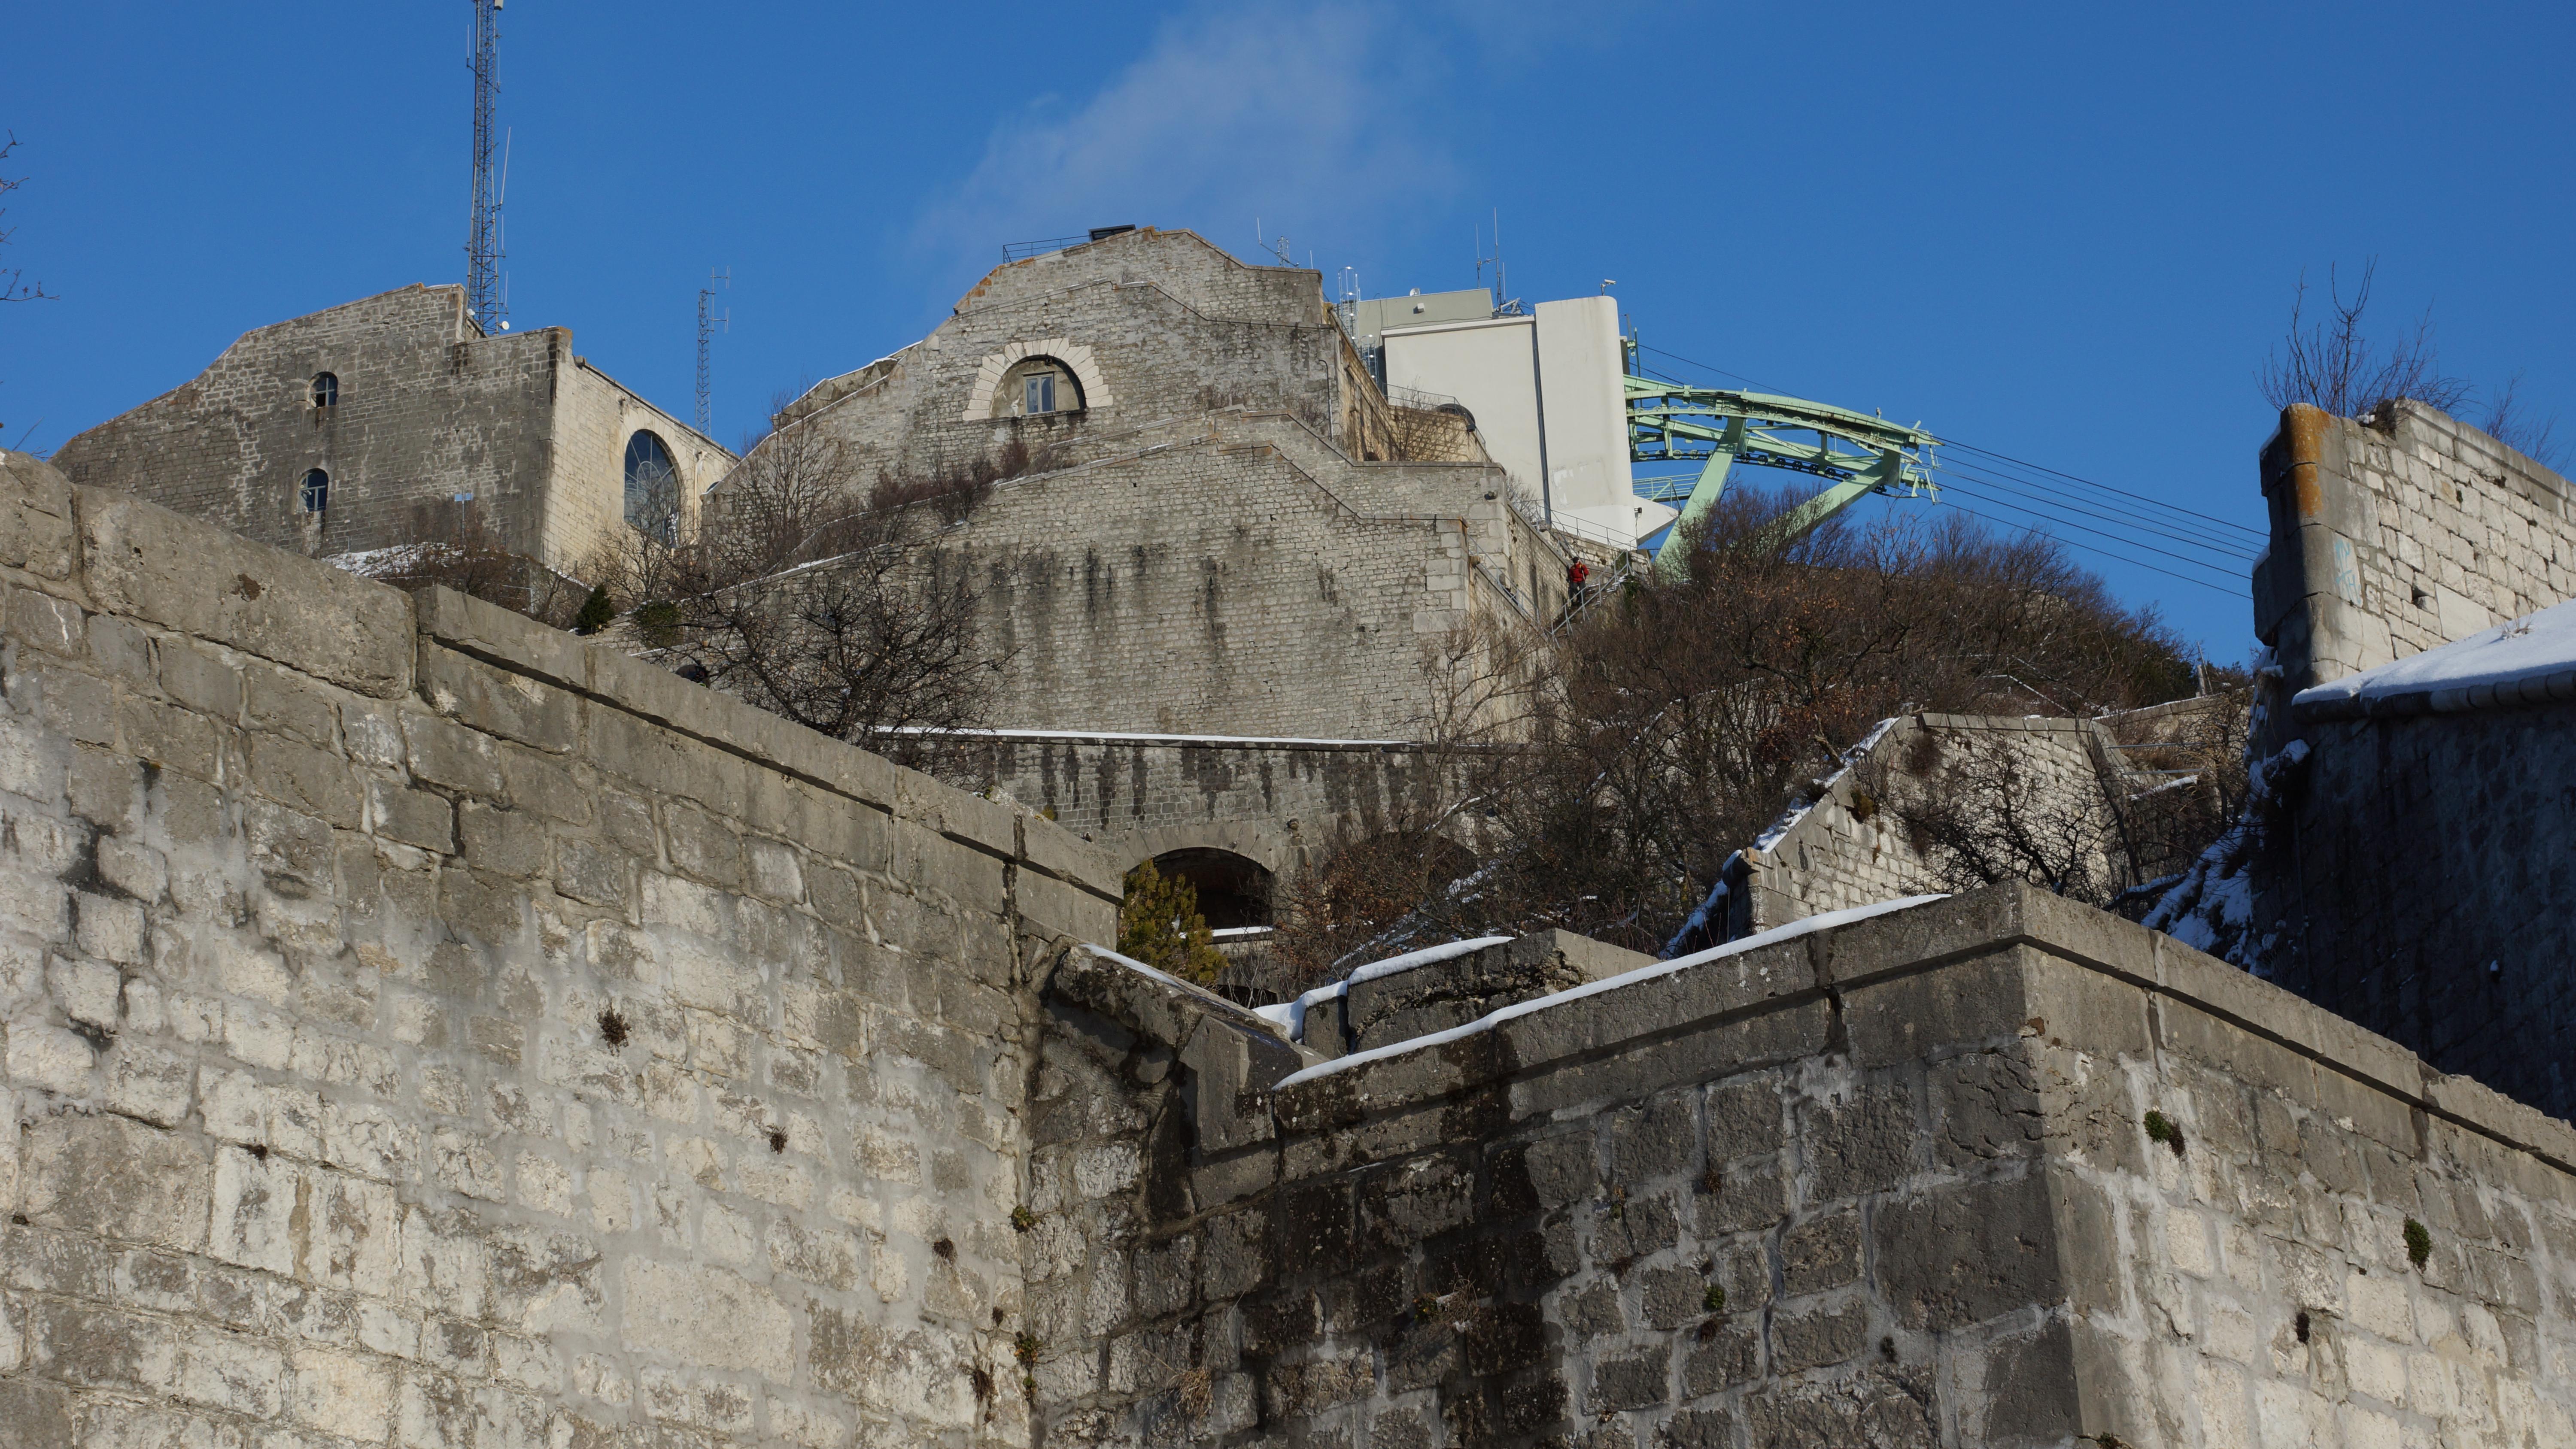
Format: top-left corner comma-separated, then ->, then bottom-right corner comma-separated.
735,230 -> 1577,887
2234,401 -> 2576,1123
2256,399 -> 2576,700
1033,885 -> 2576,1449
6,449 -> 2574,1449
1722,714 -> 2140,939
0,449 -> 1120,1446
50,285 -> 732,579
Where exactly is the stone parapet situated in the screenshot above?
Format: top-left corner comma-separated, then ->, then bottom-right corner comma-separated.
0,452 -> 1112,1446
1029,882 -> 2576,1448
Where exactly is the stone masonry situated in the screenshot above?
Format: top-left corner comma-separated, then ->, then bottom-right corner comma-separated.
51,285 -> 732,579
1714,714 -> 2137,941
1031,884 -> 2576,1449
2255,400 -> 2576,708
0,448 -> 1124,1446
6,446 -> 2576,1449
2178,402 -> 2576,1125
738,230 -> 1575,884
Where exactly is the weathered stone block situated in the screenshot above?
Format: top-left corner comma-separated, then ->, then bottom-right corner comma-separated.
79,488 -> 410,696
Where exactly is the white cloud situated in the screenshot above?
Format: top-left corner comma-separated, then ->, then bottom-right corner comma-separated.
913,4 -> 1459,264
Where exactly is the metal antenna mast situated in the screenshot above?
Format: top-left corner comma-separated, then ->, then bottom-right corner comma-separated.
696,268 -> 729,433
465,0 -> 507,333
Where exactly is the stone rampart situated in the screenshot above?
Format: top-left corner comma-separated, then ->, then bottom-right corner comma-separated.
1031,883 -> 2576,1448
0,450 -> 1120,1446
2256,400 -> 2576,701
945,730 -> 1469,880
1727,714 -> 2128,937
51,286 -> 730,578
2261,690 -> 2576,1123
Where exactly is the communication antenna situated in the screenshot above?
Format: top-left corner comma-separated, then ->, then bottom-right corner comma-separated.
1254,218 -> 1292,267
696,268 -> 730,434
465,0 -> 507,333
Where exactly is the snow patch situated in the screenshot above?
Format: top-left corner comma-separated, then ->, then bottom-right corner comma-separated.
2296,597 -> 2576,713
1274,895 -> 1945,1090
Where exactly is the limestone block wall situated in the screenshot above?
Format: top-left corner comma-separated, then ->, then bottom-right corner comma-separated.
778,230 -> 1379,490
1029,885 -> 2576,1449
0,451 -> 1121,1447
1733,715 -> 2125,935
2263,691 -> 2576,1123
928,419 -> 1551,742
541,358 -> 732,572
2256,400 -> 2576,700
945,732 -> 1471,879
50,286 -> 729,578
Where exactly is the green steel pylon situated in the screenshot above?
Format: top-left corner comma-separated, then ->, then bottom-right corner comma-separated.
1626,376 -> 1940,573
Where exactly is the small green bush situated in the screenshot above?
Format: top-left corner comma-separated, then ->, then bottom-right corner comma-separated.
572,584 -> 615,636
1703,1284 -> 1726,1314
1117,860 -> 1228,986
2404,1218 -> 2431,1269
2143,1110 -> 2186,1156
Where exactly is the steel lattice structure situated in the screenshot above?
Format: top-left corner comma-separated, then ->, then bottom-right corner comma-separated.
1626,377 -> 1939,570
465,0 -> 506,333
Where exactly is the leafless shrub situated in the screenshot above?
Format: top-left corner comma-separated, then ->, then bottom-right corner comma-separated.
1384,404 -> 1476,463
1875,730 -> 2128,906
2261,261 -> 2468,420
2262,260 -> 2560,469
360,499 -> 589,628
586,421 -> 1005,782
1284,488 -> 2205,959
0,132 -> 51,308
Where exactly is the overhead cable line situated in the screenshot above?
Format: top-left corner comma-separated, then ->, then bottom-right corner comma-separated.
1930,458 -> 2266,561
1945,440 -> 2269,542
1932,500 -> 2250,599
1927,479 -> 2248,581
1633,342 -> 2271,548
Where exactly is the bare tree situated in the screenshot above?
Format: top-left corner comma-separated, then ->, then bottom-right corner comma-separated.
1273,487 -> 2208,961
2260,261 -> 2469,419
356,499 -> 589,628
0,132 -> 50,307
587,421 -> 1005,781
2261,260 -> 2560,469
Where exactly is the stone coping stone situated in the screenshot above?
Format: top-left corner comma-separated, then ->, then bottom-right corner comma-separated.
1265,880 -> 2576,1174
414,585 -> 1120,902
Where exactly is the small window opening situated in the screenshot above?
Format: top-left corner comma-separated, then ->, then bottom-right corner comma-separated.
624,431 -> 679,543
312,373 -> 339,409
299,469 -> 329,515
1025,373 -> 1057,415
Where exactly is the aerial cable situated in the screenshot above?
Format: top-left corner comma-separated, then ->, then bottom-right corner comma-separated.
1929,458 -> 2266,561
1632,343 -> 2271,546
1931,501 -> 2250,599
1943,440 -> 2269,542
1925,481 -> 2251,579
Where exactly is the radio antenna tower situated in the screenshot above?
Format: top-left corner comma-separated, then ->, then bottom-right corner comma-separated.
465,0 -> 507,333
696,269 -> 729,433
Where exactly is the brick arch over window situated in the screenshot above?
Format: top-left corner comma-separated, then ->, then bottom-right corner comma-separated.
960,337 -> 1115,421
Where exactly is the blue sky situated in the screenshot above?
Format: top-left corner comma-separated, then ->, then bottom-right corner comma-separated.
5,2 -> 2570,656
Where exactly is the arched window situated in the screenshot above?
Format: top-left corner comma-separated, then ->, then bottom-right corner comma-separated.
994,357 -> 1085,418
1149,848 -> 1275,930
624,431 -> 679,542
311,373 -> 338,409
299,469 -> 329,514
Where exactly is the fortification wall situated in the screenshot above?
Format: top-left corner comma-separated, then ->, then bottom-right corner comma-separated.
1732,715 -> 2124,935
2256,400 -> 2576,699
50,287 -> 726,578
0,450 -> 1121,1446
2263,691 -> 2576,1123
783,230 -> 1367,491
929,425 -> 1545,741
1033,884 -> 2576,1449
